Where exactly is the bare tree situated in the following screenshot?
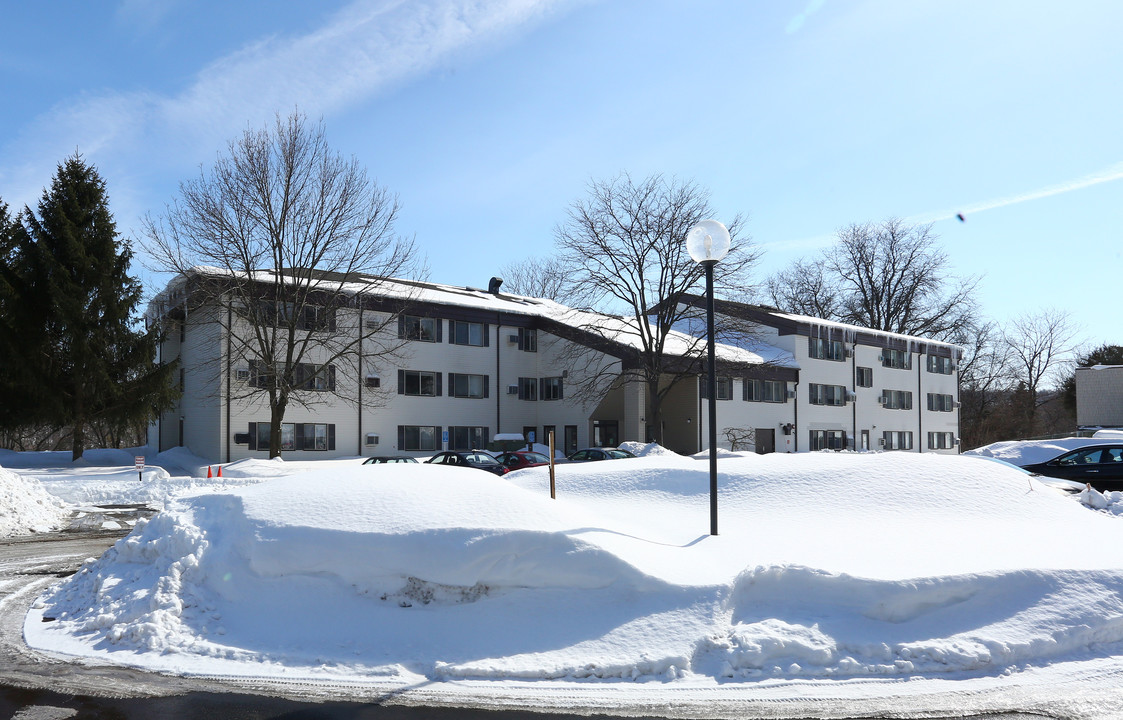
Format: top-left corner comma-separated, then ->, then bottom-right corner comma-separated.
722,427 -> 756,452
1003,308 -> 1081,420
143,111 -> 421,457
768,218 -> 979,341
498,255 -> 571,302
551,173 -> 759,444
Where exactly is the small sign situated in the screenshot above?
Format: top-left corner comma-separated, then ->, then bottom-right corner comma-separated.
442,430 -> 449,443
528,431 -> 535,443
134,456 -> 145,471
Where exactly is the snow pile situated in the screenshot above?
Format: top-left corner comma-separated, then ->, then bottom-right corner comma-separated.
26,451 -> 1123,686
1094,429 -> 1123,439
965,437 -> 1115,465
0,466 -> 68,536
618,441 -> 681,457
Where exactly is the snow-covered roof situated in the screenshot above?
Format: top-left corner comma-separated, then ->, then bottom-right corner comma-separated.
148,267 -> 785,369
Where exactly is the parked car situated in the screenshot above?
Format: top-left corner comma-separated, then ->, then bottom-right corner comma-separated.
1019,444 -> 1123,491
362,455 -> 418,464
426,451 -> 509,475
566,447 -> 637,462
495,450 -> 554,471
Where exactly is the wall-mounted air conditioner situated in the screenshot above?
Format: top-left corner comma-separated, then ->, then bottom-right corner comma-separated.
878,437 -> 886,446
845,391 -> 857,402
507,384 -> 519,394
877,395 -> 887,404
786,389 -> 796,399
954,401 -> 961,409
366,434 -> 379,446
235,367 -> 249,381
509,334 -> 520,344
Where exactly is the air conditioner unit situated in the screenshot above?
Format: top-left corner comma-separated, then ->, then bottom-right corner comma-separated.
954,401 -> 961,409
508,334 -> 520,344
954,437 -> 961,446
877,355 -> 884,363
845,349 -> 853,358
845,391 -> 857,402
950,364 -> 958,371
365,318 -> 380,329
878,395 -> 887,404
235,367 -> 249,381
786,389 -> 796,399
507,384 -> 519,395
365,375 -> 380,388
365,433 -> 379,446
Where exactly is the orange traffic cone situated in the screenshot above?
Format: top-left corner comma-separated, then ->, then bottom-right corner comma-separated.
217,465 -> 222,478
207,466 -> 212,478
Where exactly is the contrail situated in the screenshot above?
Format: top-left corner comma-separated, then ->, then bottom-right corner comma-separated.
915,161 -> 1123,224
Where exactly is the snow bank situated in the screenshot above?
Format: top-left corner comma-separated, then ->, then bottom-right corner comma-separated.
0,466 -> 68,536
27,452 -> 1123,685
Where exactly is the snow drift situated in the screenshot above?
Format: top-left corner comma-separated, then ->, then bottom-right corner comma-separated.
26,451 -> 1123,686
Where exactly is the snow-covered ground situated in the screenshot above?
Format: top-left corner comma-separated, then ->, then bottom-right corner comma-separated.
5,443 -> 1123,712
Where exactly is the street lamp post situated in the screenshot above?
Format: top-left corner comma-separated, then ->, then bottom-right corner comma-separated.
686,220 -> 731,536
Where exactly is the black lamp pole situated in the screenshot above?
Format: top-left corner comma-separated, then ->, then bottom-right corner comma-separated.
704,260 -> 718,536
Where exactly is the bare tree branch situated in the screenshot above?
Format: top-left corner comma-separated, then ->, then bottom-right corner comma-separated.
142,111 -> 424,457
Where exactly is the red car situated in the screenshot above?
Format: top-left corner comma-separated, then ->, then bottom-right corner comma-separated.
494,451 -> 554,471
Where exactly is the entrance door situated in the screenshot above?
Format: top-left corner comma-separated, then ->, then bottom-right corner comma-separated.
755,428 -> 775,454
593,421 -> 619,447
860,429 -> 870,451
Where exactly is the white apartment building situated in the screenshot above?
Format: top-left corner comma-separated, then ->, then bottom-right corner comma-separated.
1076,365 -> 1123,429
148,270 -> 961,462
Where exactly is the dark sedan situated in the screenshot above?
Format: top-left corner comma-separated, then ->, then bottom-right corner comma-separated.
495,450 -> 554,470
1021,444 -> 1123,491
566,447 -> 637,462
426,451 -> 509,475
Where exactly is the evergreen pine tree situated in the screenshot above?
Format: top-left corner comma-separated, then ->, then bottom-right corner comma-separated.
0,200 -> 47,430
14,155 -> 178,459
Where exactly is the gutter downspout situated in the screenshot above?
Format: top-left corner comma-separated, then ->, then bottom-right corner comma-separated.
851,342 -> 858,450
496,321 -> 502,438
792,380 -> 800,453
917,351 -> 923,453
225,300 -> 232,463
357,304 -> 363,455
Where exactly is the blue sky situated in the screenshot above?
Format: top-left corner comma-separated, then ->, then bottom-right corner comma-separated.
2,0 -> 1121,349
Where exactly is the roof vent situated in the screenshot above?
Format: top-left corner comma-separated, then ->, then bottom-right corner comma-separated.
488,276 -> 503,294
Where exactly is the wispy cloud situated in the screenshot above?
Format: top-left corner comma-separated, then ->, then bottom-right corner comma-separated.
913,161 -> 1123,224
786,0 -> 826,34
765,162 -> 1123,257
0,0 -> 574,208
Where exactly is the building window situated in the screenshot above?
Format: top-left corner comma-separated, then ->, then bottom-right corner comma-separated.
451,320 -> 488,347
399,315 -> 440,342
449,373 -> 489,399
248,359 -> 274,389
518,376 -> 537,400
294,363 -> 336,391
856,366 -> 873,387
399,425 -> 440,451
398,370 -> 441,396
808,337 -> 845,361
449,426 -> 488,451
716,377 -> 734,400
743,378 -> 787,402
880,389 -> 913,410
542,425 -> 556,445
299,305 -> 334,332
809,429 -> 846,450
882,431 -> 914,450
928,431 -> 956,449
518,327 -> 538,352
250,422 -> 335,451
927,393 -> 954,412
808,383 -> 847,406
881,348 -> 912,370
541,376 -> 564,401
927,355 -> 955,374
